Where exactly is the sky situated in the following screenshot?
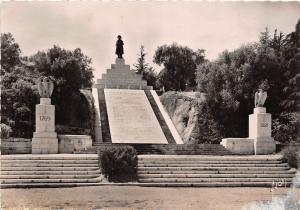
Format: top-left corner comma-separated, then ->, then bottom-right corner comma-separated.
1,2 -> 300,79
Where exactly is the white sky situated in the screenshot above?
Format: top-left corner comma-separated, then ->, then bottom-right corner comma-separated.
1,2 -> 300,79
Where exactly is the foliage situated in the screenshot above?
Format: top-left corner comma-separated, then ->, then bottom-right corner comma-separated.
280,20 -> 300,112
1,64 -> 39,138
154,43 -> 205,91
196,20 -> 300,139
272,112 -> 300,143
281,144 -> 300,169
55,125 -> 91,135
191,102 -> 222,144
1,33 -> 94,137
98,146 -> 138,182
133,45 -> 157,89
0,124 -> 12,138
30,45 -> 94,126
0,33 -> 21,73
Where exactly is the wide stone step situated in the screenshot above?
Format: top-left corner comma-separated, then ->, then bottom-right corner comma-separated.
1,177 -> 102,184
138,170 -> 296,174
138,173 -> 296,178
1,167 -> 100,171
138,163 -> 287,167
138,166 -> 289,171
138,177 -> 294,183
1,160 -> 98,164
1,163 -> 99,167
0,155 -> 98,160
0,174 -> 100,179
138,160 -> 283,164
0,170 -> 101,175
0,182 -> 103,189
138,155 -> 282,161
102,74 -> 142,80
136,182 -> 293,187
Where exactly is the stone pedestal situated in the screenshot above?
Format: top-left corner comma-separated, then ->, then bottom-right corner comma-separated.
249,107 -> 275,155
221,138 -> 254,155
32,98 -> 58,154
221,107 -> 276,155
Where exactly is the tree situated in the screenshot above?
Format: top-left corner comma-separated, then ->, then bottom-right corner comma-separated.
30,45 -> 94,125
134,45 -> 149,74
133,45 -> 157,89
1,33 -> 21,73
195,19 -> 300,143
1,33 -> 39,137
154,43 -> 205,91
281,19 -> 300,112
1,65 -> 39,137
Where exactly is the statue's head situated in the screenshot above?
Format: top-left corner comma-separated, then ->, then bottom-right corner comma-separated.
258,80 -> 270,92
117,35 -> 122,40
43,77 -> 51,83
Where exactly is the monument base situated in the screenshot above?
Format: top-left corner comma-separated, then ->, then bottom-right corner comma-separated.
254,137 -> 276,155
32,132 -> 58,154
221,138 -> 254,155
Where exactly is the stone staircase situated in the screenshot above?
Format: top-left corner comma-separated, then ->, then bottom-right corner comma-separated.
137,155 -> 297,187
94,61 -> 152,90
90,143 -> 233,155
0,154 -> 102,188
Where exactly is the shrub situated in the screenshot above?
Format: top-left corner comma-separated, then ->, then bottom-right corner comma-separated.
281,145 -> 300,169
55,125 -> 90,135
0,123 -> 12,138
98,145 -> 138,182
272,112 -> 300,143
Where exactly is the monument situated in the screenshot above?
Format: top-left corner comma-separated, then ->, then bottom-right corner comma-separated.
31,77 -> 58,154
250,89 -> 276,154
221,88 -> 276,155
93,35 -> 183,145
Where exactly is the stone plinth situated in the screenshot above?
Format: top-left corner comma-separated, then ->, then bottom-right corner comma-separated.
221,138 -> 254,155
221,107 -> 276,155
58,135 -> 92,153
249,107 -> 275,155
32,98 -> 58,154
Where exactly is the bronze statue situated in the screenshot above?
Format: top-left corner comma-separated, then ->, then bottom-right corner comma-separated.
37,76 -> 54,98
115,35 -> 124,58
254,89 -> 267,107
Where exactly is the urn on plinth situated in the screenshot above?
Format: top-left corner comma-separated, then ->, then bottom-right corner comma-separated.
32,77 -> 58,154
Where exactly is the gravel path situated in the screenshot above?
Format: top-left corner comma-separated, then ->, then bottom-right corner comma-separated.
0,186 -> 291,210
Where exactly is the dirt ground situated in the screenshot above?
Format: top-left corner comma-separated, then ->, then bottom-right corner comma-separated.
0,186 -> 296,210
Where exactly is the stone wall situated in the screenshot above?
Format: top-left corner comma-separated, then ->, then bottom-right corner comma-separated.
1,138 -> 32,154
1,135 -> 93,154
58,135 -> 92,153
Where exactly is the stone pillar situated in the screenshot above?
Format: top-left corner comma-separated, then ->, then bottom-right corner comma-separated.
249,107 -> 275,155
32,98 -> 58,154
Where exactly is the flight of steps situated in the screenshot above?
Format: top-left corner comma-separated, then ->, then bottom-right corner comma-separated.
137,155 -> 297,187
90,143 -> 233,155
0,154 -> 102,188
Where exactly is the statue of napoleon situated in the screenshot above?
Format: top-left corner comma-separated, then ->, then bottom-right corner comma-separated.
37,76 -> 54,98
116,35 -> 124,59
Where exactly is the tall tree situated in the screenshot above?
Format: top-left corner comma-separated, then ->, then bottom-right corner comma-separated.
133,45 -> 157,89
154,43 -> 205,91
281,19 -> 300,112
134,45 -> 149,74
30,45 -> 94,125
1,33 -> 21,73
